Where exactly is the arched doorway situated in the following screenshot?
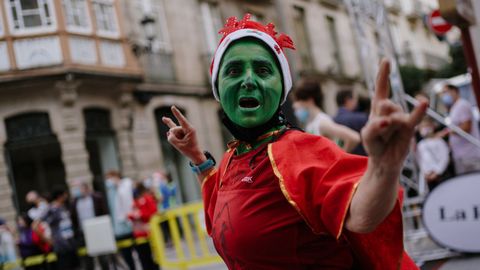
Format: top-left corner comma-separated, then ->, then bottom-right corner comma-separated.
4,112 -> 66,212
154,106 -> 200,203
83,108 -> 120,194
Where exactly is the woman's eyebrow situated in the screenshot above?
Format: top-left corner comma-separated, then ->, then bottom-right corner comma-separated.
253,60 -> 273,68
222,60 -> 243,68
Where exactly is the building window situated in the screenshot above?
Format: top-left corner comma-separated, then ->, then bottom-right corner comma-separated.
92,0 -> 119,38
5,0 -> 57,35
5,112 -> 66,212
134,0 -> 171,52
84,108 -> 120,194
200,1 -> 222,54
62,0 -> 92,33
326,15 -> 343,75
149,2 -> 171,52
293,6 -> 313,70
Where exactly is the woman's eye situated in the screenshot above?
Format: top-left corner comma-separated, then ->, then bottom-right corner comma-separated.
257,67 -> 270,75
227,67 -> 240,76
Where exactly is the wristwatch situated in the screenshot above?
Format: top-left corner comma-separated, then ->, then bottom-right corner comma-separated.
189,151 -> 216,174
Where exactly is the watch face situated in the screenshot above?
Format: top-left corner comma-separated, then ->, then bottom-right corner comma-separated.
204,151 -> 216,166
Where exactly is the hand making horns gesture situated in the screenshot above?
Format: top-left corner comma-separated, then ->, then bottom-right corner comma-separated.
361,59 -> 427,170
162,106 -> 205,164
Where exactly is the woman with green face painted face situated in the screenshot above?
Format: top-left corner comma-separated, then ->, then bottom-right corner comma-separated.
218,39 -> 283,129
162,15 -> 423,269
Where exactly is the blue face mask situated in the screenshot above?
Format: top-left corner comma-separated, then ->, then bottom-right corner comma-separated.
442,93 -> 454,107
294,108 -> 310,123
71,187 -> 82,198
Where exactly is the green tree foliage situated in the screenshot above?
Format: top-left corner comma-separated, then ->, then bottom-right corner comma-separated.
435,42 -> 467,78
399,65 -> 435,96
399,42 -> 467,96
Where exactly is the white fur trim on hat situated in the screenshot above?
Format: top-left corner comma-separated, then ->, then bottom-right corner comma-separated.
210,29 -> 292,104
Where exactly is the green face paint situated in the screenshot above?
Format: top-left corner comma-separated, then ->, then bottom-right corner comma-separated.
218,39 -> 282,128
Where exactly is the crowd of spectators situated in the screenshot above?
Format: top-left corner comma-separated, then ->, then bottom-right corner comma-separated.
0,170 -> 177,270
291,80 -> 480,193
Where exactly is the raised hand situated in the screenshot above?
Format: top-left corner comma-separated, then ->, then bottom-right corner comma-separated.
346,59 -> 428,233
361,59 -> 427,173
162,106 -> 206,164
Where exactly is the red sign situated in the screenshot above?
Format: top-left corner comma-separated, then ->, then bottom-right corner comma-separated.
428,9 -> 453,35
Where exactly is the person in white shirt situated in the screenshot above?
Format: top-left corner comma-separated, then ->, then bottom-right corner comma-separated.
105,171 -> 136,270
25,191 -> 49,221
0,218 -> 17,267
416,117 -> 450,190
292,80 -> 360,153
441,84 -> 480,174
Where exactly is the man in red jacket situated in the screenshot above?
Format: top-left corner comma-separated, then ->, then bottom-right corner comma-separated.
128,182 -> 159,270
162,14 -> 424,269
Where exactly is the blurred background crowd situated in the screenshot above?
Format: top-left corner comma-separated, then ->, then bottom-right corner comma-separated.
1,170 -> 176,269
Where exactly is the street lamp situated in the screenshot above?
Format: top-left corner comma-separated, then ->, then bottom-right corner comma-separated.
141,15 -> 156,52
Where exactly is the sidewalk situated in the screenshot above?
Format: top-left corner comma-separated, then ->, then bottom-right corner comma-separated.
422,256 -> 480,270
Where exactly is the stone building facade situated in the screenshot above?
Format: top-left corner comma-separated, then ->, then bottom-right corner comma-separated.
0,0 -> 142,222
0,0 -> 452,223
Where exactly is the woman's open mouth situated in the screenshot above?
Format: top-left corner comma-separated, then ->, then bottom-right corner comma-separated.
239,97 -> 260,109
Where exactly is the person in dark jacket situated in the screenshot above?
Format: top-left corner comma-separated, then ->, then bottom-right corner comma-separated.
71,181 -> 109,270
334,89 -> 369,155
43,187 -> 79,270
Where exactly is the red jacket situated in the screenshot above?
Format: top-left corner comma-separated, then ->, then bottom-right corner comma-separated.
128,193 -> 157,238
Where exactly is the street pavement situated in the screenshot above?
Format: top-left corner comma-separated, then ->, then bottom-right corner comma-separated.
422,256 -> 480,270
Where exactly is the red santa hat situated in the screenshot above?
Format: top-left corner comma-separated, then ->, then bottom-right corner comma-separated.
210,14 -> 295,104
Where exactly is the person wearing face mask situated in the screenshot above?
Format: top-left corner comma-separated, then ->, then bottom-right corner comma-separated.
162,14 -> 424,269
25,191 -> 49,221
104,170 -> 136,270
292,80 -> 361,153
416,117 -> 450,190
441,84 -> 480,174
70,180 -> 109,270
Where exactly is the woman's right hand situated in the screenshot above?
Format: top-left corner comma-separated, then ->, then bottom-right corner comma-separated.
162,106 -> 207,164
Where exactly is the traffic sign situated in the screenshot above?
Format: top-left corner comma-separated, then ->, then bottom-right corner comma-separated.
428,9 -> 453,35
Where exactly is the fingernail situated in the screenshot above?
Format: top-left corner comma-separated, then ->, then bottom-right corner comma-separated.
380,121 -> 389,128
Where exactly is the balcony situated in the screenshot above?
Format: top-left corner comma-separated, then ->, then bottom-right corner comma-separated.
0,0 -> 141,79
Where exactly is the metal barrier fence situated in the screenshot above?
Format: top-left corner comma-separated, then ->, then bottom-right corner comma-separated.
2,202 -> 220,270
149,202 -> 223,270
1,237 -> 148,270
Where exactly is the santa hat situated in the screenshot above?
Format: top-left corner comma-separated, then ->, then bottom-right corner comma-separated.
210,14 -> 295,104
